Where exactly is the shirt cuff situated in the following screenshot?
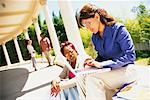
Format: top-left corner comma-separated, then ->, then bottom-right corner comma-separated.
100,60 -> 116,67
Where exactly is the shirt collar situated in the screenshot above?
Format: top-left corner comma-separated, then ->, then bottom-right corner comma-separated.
93,25 -> 108,39
102,25 -> 108,38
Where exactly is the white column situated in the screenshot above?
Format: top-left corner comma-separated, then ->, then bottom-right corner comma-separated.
58,0 -> 86,56
42,2 -> 76,76
33,18 -> 41,44
24,29 -> 30,40
43,4 -> 61,56
2,43 -> 11,65
13,37 -> 23,62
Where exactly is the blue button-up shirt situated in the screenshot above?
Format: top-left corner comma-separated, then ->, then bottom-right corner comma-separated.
92,23 -> 136,68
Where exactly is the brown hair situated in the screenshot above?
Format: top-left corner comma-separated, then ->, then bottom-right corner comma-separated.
78,3 -> 116,27
40,33 -> 45,37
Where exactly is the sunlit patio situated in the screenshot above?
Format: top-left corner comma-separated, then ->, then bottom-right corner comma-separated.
0,0 -> 149,100
1,62 -> 62,100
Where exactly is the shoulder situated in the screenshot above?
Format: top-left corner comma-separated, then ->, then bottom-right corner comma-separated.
111,23 -> 128,37
112,23 -> 131,41
111,23 -> 125,30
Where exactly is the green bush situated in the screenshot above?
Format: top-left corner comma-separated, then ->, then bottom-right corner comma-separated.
50,49 -> 55,56
85,43 -> 97,58
79,27 -> 97,58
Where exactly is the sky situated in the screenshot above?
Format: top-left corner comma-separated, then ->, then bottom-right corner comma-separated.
39,0 -> 150,21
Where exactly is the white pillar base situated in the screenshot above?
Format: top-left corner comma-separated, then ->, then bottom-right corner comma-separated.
13,38 -> 24,62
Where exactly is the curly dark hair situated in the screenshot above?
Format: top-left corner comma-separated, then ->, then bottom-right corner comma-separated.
60,41 -> 78,56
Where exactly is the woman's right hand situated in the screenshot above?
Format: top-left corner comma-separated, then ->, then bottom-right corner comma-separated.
51,80 -> 60,97
84,58 -> 103,68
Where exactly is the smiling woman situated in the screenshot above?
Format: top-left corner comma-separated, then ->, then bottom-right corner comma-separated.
50,41 -> 80,100
61,41 -> 78,64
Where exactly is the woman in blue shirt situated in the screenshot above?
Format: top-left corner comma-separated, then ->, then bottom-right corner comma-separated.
76,3 -> 137,100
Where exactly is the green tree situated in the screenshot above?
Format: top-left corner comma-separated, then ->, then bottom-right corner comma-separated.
6,40 -> 19,64
28,25 -> 41,54
17,34 -> 30,60
124,19 -> 141,43
52,11 -> 67,43
38,15 -> 42,29
0,46 -> 7,66
131,4 -> 150,42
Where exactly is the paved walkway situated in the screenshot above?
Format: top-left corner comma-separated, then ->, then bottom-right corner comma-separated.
1,62 -> 62,100
0,60 -> 149,100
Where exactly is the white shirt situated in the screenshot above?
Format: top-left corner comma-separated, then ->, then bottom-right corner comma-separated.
27,45 -> 35,57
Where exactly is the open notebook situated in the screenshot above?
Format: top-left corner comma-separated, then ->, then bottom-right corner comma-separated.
60,55 -> 111,76
74,67 -> 111,76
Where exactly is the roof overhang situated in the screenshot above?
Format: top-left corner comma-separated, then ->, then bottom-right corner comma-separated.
0,0 -> 42,45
